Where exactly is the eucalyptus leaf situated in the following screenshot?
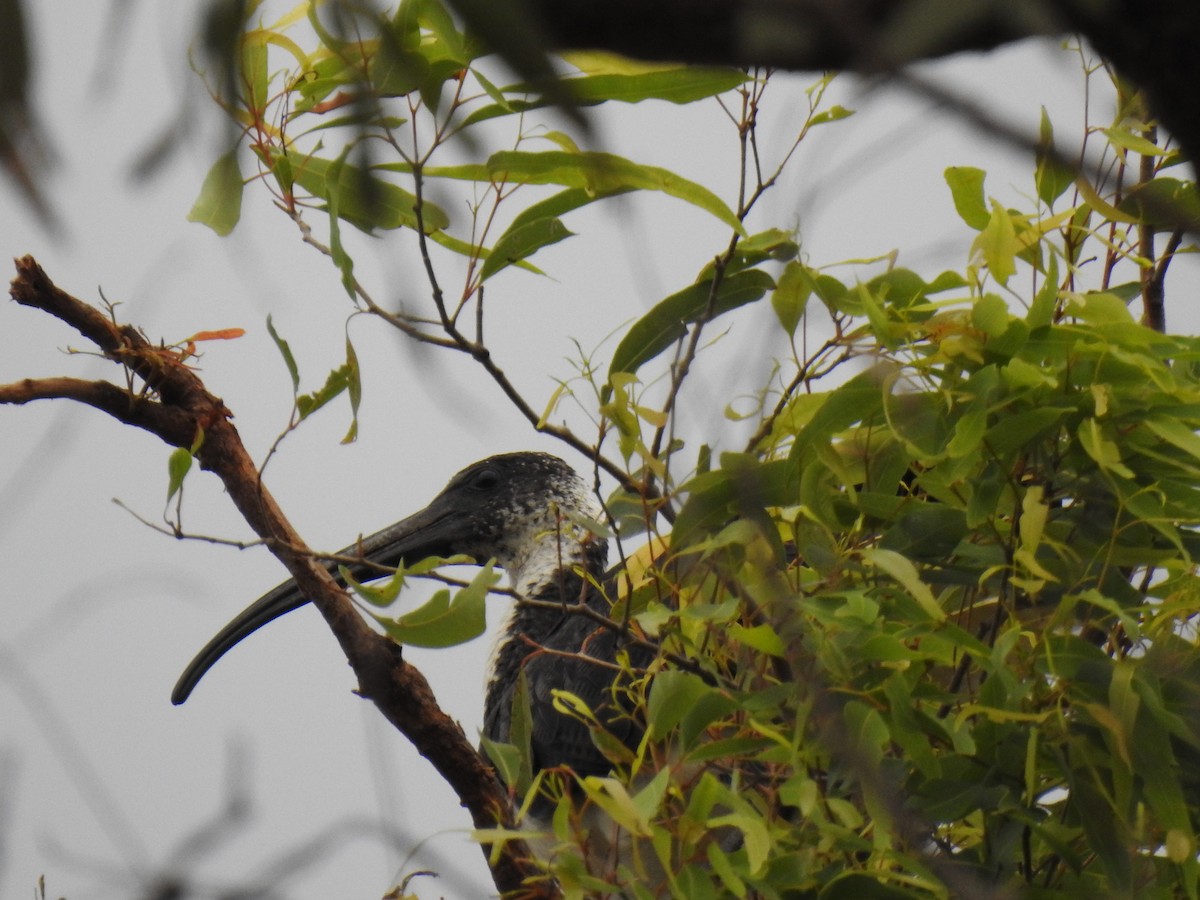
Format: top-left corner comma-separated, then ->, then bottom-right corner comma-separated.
479,216 -> 573,281
487,150 -> 745,235
187,151 -> 243,236
608,269 -> 774,381
374,562 -> 498,648
944,166 -> 989,230
292,154 -> 450,233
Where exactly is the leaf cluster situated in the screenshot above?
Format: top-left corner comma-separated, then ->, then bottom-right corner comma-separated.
185,5 -> 1200,897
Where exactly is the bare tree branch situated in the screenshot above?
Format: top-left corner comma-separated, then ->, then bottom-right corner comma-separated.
3,255 -> 555,899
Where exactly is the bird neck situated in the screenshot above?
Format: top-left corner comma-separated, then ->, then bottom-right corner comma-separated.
483,528 -> 610,737
506,511 -> 607,600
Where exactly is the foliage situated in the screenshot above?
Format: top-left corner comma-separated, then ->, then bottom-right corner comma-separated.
192,2 -> 1200,897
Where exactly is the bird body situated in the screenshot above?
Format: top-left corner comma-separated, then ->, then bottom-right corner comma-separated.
173,451 -> 647,798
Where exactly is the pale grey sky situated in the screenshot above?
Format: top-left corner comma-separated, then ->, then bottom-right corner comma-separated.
2,3 -> 1195,899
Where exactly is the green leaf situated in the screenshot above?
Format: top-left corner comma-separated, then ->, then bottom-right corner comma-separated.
324,148 -> 356,299
670,459 -> 792,550
425,229 -> 542,275
478,733 -> 524,790
972,293 -> 1010,337
507,666 -> 535,790
648,671 -> 739,753
1117,177 -> 1200,232
480,668 -> 533,792
507,186 -> 634,232
166,428 -> 204,504
883,386 -> 951,460
478,216 -> 573,281
1035,107 -> 1076,207
1144,415 -> 1200,463
697,227 -> 799,281
265,315 -> 300,393
728,623 -> 785,656
857,282 -> 899,349
974,202 -> 1018,284
340,563 -> 404,608
788,371 -> 886,469
879,505 -> 966,560
859,547 -> 944,621
1078,417 -> 1135,478
292,154 -> 450,233
487,150 -> 745,235
1019,484 -> 1049,553
292,53 -> 356,112
297,363 -> 353,420
579,776 -> 652,835
946,407 -> 987,459
373,562 -> 498,647
984,405 -> 1067,456
647,670 -> 710,739
1102,126 -> 1167,157
1071,775 -> 1133,891
297,111 -> 410,137
411,0 -> 473,65
187,151 -> 244,236
471,66 -> 513,109
166,448 -> 193,503
562,67 -> 748,104
558,51 -> 674,76
268,152 -> 294,195
706,842 -> 746,896
391,161 -> 487,182
341,335 -> 361,444
1028,255 -> 1059,328
944,166 -> 989,230
771,260 -> 810,336
468,59 -> 746,123
819,873 -> 920,900
608,269 -> 774,380
844,700 -> 890,768
240,30 -> 269,114
809,104 -> 855,127
1069,291 -> 1135,325
707,793 -> 772,876
367,38 -> 428,98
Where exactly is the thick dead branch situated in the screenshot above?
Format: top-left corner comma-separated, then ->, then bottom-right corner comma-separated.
3,255 -> 553,899
518,0 -> 1200,174
531,0 -> 1055,72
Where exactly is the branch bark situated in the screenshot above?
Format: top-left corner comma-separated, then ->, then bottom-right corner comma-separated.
3,255 -> 555,899
510,0 -> 1200,174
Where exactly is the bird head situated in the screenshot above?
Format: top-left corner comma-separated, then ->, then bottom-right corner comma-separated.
171,452 -> 603,704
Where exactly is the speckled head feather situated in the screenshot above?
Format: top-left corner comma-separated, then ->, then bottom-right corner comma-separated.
433,452 -> 607,594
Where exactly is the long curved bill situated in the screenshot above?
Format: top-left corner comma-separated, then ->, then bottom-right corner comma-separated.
171,498 -> 465,705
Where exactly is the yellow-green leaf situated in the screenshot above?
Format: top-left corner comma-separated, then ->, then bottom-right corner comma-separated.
973,202 -> 1018,284
860,547 -> 944,621
373,563 -> 498,648
1078,417 -> 1135,478
166,447 -> 193,503
945,166 -> 989,230
293,154 -> 450,233
608,270 -> 773,381
188,151 -> 244,236
487,149 -> 745,235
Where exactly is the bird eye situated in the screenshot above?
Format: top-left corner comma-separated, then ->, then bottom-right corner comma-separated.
471,468 -> 500,491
